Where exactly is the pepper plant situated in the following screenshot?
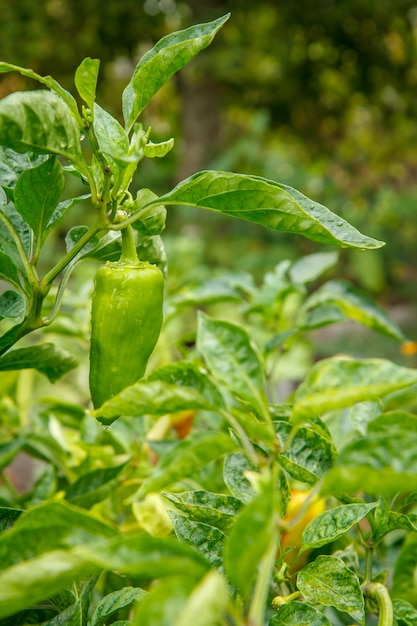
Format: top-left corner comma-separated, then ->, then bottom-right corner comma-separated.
0,13 -> 417,626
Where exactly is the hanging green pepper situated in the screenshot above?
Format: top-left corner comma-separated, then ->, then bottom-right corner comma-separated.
89,225 -> 164,423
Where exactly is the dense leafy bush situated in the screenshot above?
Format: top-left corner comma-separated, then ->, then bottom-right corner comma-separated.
0,13 -> 417,626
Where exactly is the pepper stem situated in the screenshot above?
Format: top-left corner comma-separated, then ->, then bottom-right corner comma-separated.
120,224 -> 139,264
364,582 -> 393,626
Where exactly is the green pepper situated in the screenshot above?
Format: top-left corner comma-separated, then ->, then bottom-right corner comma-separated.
89,226 -> 164,422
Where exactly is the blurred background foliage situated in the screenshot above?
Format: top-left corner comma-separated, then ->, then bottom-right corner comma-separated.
1,0 -> 417,307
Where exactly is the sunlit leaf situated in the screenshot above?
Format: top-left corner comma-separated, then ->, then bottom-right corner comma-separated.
75,57 -> 100,111
297,555 -> 365,623
156,171 -> 384,249
122,15 -> 230,131
301,503 -> 378,553
0,91 -> 82,163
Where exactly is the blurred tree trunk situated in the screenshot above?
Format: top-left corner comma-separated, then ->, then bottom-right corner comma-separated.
175,69 -> 222,182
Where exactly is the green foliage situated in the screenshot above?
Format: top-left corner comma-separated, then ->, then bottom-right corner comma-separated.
0,12 -> 415,626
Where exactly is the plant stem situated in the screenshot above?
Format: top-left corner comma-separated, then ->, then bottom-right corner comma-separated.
41,222 -> 102,288
120,224 -> 139,264
247,526 -> 278,626
364,582 -> 393,626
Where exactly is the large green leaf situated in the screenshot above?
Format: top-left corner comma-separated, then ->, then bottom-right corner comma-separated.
301,279 -> 405,340
14,156 -> 64,245
80,533 -> 210,580
391,534 -> 417,604
0,500 -> 117,571
65,463 -> 127,508
164,490 -> 241,532
92,360 -> 224,424
122,15 -> 230,131
292,357 -> 417,421
322,427 -> 417,496
0,62 -> 81,124
169,512 -> 225,568
0,343 -> 78,382
137,431 -> 237,497
197,312 -> 268,418
0,90 -> 82,163
173,570 -> 230,626
301,503 -> 378,553
275,421 -> 336,484
0,549 -> 99,620
297,555 -> 365,624
155,171 -> 384,249
223,476 -> 279,600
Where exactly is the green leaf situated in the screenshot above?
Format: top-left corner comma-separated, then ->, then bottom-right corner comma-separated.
41,576 -> 97,626
122,14 -> 230,131
223,452 -> 257,503
224,476 -> 279,600
269,601 -> 332,625
301,503 -> 378,553
92,360 -> 224,424
14,156 -> 64,244
301,279 -> 405,340
0,549 -> 99,620
65,462 -> 127,508
373,500 -> 417,542
197,312 -> 268,417
0,290 -> 26,322
0,210 -> 27,286
0,343 -> 78,382
91,587 -> 145,626
80,533 -> 210,580
0,91 -> 82,163
74,57 -> 100,111
173,570 -> 229,626
131,189 -> 167,237
0,507 -> 23,532
0,500 -> 117,571
322,426 -> 417,495
289,251 -> 339,285
0,502 -> 118,619
138,431 -> 237,497
0,438 -> 25,470
156,171 -> 384,249
275,421 -> 336,484
164,490 -> 241,532
292,357 -> 417,422
169,512 -> 225,568
132,576 -> 194,626
297,555 -> 365,624
93,102 -> 130,173
391,534 -> 417,604
144,138 -> 175,158
393,599 -> 417,625
45,193 -> 91,236
0,62 -> 81,124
